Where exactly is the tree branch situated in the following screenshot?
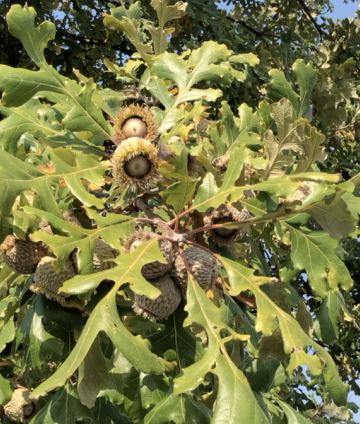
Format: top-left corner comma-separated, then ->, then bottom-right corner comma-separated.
296,0 -> 335,41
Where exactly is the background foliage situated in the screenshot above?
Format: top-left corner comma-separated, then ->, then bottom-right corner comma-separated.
1,0 -> 360,423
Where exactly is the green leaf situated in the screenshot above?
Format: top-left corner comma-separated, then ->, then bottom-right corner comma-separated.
219,255 -> 347,404
277,400 -> 310,424
230,53 -> 260,65
160,146 -> 198,214
314,293 -> 342,344
31,290 -> 165,398
144,391 -> 212,424
282,224 -> 353,297
173,273 -> 269,424
104,6 -> 154,66
30,385 -> 92,424
262,99 -> 305,179
149,41 -> 234,131
305,191 -> 357,239
295,123 -> 327,173
0,5 -> 111,146
29,296 -> 64,370
266,59 -> 317,119
78,335 -> 109,408
149,0 -> 188,55
0,374 -> 13,406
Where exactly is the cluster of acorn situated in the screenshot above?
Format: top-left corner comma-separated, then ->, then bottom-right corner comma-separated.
0,212 -> 118,307
123,230 -> 218,320
110,105 -> 161,192
1,105 -> 252,316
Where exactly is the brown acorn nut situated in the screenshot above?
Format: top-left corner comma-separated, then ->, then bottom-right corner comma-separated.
124,230 -> 173,280
173,246 -> 217,295
133,274 -> 181,321
0,235 -> 48,274
30,256 -> 77,305
111,105 -> 158,144
3,388 -> 37,423
111,137 -> 160,192
203,203 -> 251,246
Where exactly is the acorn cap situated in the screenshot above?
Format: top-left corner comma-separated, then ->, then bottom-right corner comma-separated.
212,153 -> 230,171
0,235 -> 48,274
30,256 -> 77,305
111,137 -> 160,192
3,388 -> 37,423
133,274 -> 181,321
111,105 -> 158,144
124,230 -> 173,280
173,246 -> 217,295
93,238 -> 119,272
203,203 -> 251,246
286,181 -> 318,203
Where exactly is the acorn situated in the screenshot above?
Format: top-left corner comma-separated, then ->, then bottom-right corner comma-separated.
124,230 -> 173,279
111,137 -> 160,192
111,105 -> 158,144
212,153 -> 230,171
30,256 -> 77,305
133,274 -> 181,321
3,388 -> 37,423
203,203 -> 251,246
172,246 -> 217,295
286,181 -> 318,203
93,238 -> 119,272
0,235 -> 48,274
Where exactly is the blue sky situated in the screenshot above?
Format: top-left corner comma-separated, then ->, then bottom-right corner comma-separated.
331,0 -> 359,19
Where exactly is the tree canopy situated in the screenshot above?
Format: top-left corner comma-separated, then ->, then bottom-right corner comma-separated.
0,1 -> 360,423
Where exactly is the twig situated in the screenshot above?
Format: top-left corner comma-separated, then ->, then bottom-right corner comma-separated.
296,0 -> 335,41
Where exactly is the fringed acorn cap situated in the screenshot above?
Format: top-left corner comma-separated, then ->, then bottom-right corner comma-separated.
3,388 -> 38,423
133,274 -> 181,321
111,137 -> 160,192
172,246 -> 217,296
111,105 -> 158,144
30,256 -> 77,305
212,153 -> 230,171
0,235 -> 48,274
203,203 -> 251,246
124,230 -> 173,280
285,181 -> 318,203
93,238 -> 119,272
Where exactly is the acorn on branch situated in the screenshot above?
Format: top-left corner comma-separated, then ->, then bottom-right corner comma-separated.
172,246 -> 217,295
203,203 -> 251,246
124,230 -> 173,280
3,388 -> 37,423
111,137 -> 160,192
0,235 -> 48,274
133,274 -> 181,321
30,256 -> 77,305
111,105 -> 158,144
